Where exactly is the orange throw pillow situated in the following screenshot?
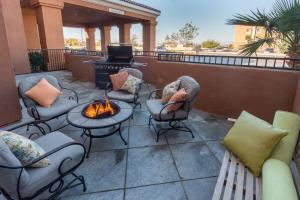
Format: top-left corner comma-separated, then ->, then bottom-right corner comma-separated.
166,88 -> 188,112
25,78 -> 62,108
110,71 -> 129,91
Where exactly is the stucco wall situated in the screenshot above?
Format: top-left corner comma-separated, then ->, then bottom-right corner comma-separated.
0,0 -> 30,74
0,1 -> 22,126
22,8 -> 41,49
293,78 -> 300,114
136,57 -> 300,122
65,54 -> 300,122
65,53 -> 105,83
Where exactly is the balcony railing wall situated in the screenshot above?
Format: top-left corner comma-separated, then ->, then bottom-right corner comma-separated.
158,53 -> 300,71
28,49 -> 300,73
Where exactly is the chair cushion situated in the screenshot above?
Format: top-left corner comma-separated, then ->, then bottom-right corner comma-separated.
28,98 -> 77,120
121,75 -> 142,94
25,78 -> 62,108
166,88 -> 188,112
177,76 -> 200,111
110,71 -> 129,91
119,68 -> 143,80
222,111 -> 287,176
146,99 -> 188,121
0,131 -> 49,168
0,138 -> 30,197
270,111 -> 300,165
18,75 -> 61,108
161,80 -> 181,103
107,90 -> 135,103
262,159 -> 298,200
19,131 -> 84,198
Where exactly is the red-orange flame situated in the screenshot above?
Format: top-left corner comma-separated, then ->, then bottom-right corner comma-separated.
84,98 -> 115,118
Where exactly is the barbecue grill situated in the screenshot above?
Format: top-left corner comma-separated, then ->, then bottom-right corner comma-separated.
87,44 -> 146,89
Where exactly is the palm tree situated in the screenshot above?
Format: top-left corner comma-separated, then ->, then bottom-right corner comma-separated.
227,0 -> 300,57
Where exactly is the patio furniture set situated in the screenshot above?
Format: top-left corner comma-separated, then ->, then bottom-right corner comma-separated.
0,68 -> 202,200
1,67 -> 300,200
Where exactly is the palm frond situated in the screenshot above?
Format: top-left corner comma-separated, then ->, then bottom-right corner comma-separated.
227,9 -> 276,36
239,38 -> 274,56
271,0 -> 300,31
227,9 -> 270,27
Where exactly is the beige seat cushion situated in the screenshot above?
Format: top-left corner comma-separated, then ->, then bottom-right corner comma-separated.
25,78 -> 61,108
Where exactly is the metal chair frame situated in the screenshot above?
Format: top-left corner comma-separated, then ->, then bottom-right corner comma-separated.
18,82 -> 79,135
0,141 -> 86,200
147,89 -> 194,142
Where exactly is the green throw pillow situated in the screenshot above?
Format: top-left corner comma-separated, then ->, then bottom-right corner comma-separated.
222,111 -> 287,177
0,131 -> 49,168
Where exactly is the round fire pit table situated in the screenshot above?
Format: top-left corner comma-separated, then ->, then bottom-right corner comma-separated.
67,100 -> 133,158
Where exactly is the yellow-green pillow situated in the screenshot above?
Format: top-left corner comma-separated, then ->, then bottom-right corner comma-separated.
222,111 -> 287,177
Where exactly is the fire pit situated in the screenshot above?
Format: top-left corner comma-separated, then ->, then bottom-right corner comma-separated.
82,99 -> 120,119
67,100 -> 133,158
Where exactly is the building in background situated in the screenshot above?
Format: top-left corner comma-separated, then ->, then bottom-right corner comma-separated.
233,25 -> 266,49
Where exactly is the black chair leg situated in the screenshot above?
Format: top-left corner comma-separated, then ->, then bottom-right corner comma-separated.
149,119 -> 194,142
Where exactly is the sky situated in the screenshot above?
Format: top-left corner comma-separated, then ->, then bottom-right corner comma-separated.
63,0 -> 277,45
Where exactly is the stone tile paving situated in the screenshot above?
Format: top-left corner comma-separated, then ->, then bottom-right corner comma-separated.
0,71 -> 234,200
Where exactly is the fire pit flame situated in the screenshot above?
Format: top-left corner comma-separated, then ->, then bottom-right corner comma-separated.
83,98 -> 119,119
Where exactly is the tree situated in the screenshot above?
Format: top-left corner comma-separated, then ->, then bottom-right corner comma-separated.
201,40 -> 220,49
65,38 -> 80,47
227,0 -> 300,56
177,22 -> 199,46
228,44 -> 234,49
131,34 -> 139,46
163,33 -> 179,48
163,22 -> 199,48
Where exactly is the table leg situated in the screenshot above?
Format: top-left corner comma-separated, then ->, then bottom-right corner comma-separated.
118,124 -> 127,145
81,129 -> 87,137
86,129 -> 93,158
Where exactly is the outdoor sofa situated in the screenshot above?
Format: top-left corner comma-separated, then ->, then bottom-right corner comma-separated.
212,111 -> 300,200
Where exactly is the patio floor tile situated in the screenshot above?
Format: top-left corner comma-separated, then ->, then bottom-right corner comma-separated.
65,150 -> 127,195
128,125 -> 167,148
165,126 -> 203,145
84,126 -> 130,152
62,190 -> 124,200
182,177 -> 217,200
125,182 -> 187,200
130,110 -> 150,126
170,142 -> 221,180
191,120 -> 231,141
126,146 -> 180,187
206,141 -> 225,163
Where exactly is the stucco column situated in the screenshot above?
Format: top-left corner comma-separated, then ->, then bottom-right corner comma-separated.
0,0 -> 30,74
118,24 -> 131,44
22,8 -> 41,49
142,21 -> 157,51
31,0 -> 65,49
100,26 -> 111,52
85,28 -> 96,51
0,0 -> 22,125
